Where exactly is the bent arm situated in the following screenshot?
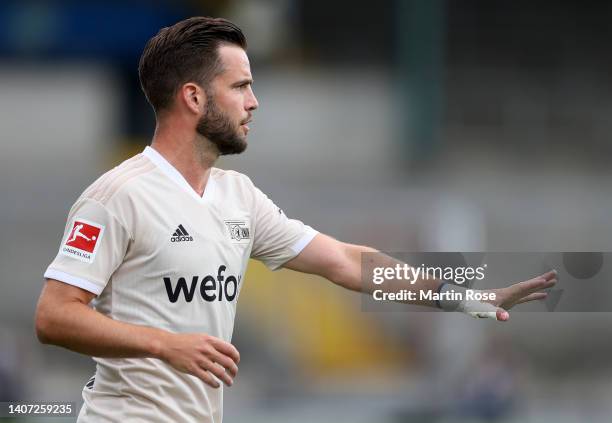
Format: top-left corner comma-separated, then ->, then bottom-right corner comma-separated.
35,279 -> 168,358
35,279 -> 241,388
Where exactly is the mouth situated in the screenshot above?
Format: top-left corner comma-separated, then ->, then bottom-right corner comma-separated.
241,118 -> 252,132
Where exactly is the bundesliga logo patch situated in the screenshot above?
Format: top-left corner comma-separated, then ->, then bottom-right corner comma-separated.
60,218 -> 104,263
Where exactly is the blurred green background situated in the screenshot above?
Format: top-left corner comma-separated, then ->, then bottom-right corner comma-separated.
2,1 -> 612,422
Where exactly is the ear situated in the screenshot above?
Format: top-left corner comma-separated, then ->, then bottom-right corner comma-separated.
180,82 -> 205,115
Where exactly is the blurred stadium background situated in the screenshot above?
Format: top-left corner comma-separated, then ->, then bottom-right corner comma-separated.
2,0 -> 612,422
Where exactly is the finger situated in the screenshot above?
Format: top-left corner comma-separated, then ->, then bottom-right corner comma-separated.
467,310 -> 499,319
191,366 -> 220,389
496,308 -> 509,322
516,275 -> 557,293
210,350 -> 239,378
202,360 -> 233,387
507,275 -> 557,301
210,338 -> 241,364
462,300 -> 504,320
515,292 -> 547,305
538,270 -> 558,281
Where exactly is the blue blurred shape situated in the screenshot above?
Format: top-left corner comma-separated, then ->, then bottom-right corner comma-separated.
0,1 -> 195,59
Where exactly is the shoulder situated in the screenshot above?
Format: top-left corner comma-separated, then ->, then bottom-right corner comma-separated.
210,168 -> 257,190
209,168 -> 267,209
78,153 -> 157,206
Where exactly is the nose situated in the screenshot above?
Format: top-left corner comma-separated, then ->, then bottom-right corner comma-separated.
246,86 -> 258,111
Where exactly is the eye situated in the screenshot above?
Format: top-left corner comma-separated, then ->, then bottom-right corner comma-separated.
234,81 -> 252,90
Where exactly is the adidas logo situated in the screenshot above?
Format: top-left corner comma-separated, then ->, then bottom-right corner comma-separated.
171,224 -> 194,242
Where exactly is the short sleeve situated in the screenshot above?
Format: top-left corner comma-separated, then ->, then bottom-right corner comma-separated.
250,186 -> 317,270
43,198 -> 131,295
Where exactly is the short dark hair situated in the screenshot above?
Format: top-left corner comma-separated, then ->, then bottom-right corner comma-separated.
138,16 -> 247,113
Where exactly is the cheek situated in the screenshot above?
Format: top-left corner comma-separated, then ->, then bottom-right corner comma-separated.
235,92 -> 248,108
219,93 -> 244,115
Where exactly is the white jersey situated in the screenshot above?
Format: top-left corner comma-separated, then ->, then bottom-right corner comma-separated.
44,146 -> 317,422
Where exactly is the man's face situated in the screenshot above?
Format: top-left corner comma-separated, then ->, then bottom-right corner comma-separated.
196,45 -> 258,155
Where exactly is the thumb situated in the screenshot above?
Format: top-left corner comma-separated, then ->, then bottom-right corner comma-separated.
496,308 -> 510,322
460,300 -> 508,321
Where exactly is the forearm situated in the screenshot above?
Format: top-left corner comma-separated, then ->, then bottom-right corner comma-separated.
331,244 -> 442,308
36,299 -> 169,359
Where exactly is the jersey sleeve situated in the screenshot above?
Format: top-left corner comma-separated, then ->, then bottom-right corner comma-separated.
43,198 -> 131,295
250,186 -> 317,270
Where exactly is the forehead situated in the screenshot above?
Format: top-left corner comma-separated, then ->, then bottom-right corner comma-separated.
216,44 -> 252,81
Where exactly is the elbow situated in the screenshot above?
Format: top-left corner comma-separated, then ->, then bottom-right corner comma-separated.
35,305 -> 54,345
331,267 -> 360,291
327,263 -> 350,287
327,255 -> 359,289
330,243 -> 363,285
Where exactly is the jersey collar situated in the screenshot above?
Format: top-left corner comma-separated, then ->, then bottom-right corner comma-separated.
143,146 -> 216,203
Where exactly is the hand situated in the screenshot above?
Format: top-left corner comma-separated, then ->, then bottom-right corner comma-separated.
486,270 -> 558,322
158,333 -> 240,388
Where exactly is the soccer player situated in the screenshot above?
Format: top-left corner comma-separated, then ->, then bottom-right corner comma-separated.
34,17 -> 556,422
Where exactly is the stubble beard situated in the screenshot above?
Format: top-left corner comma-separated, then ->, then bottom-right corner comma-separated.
196,96 -> 247,156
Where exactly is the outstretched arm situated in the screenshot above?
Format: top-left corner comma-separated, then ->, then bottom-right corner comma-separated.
283,233 -> 557,321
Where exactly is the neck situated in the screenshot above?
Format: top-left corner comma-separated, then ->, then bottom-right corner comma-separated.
150,116 -> 219,197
